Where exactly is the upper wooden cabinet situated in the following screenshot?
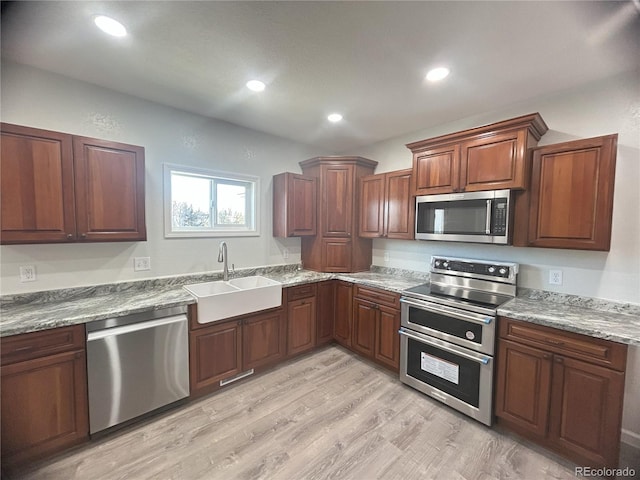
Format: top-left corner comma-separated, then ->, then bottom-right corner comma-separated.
299,156 -> 377,273
407,113 -> 548,195
1,123 -> 146,244
359,168 -> 414,239
515,134 -> 617,251
272,172 -> 317,237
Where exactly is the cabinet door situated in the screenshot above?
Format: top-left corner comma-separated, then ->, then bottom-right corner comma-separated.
413,144 -> 460,195
385,169 -> 414,239
359,174 -> 385,238
242,310 -> 286,370
287,297 -> 316,356
322,238 -> 352,272
548,356 -> 625,468
316,281 -> 335,345
375,305 -> 400,371
527,135 -> 617,251
460,130 -> 525,191
1,350 -> 89,466
273,173 -> 316,237
352,299 -> 377,359
334,281 -> 353,347
189,319 -> 242,395
1,123 -> 76,244
321,164 -> 353,237
73,136 -> 146,242
495,339 -> 552,437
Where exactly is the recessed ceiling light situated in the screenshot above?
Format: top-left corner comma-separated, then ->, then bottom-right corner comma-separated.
94,15 -> 127,37
426,67 -> 450,82
246,80 -> 266,92
327,113 -> 343,123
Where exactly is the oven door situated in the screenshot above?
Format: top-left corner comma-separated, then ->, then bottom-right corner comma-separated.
400,297 -> 495,355
399,327 -> 494,426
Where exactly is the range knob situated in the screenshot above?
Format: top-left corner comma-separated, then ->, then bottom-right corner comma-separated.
499,268 -> 508,275
488,266 -> 495,273
443,262 -> 449,268
434,260 -> 441,267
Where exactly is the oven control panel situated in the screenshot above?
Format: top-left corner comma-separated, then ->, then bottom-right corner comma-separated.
431,257 -> 518,283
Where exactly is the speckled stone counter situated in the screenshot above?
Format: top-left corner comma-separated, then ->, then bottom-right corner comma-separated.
497,289 -> 640,346
0,265 -> 427,338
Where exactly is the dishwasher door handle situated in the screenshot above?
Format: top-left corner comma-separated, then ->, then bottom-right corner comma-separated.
87,314 -> 188,341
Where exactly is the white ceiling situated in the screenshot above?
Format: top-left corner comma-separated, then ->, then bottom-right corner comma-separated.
2,1 -> 639,152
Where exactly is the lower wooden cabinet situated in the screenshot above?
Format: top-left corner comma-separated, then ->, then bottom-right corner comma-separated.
495,317 -> 627,468
1,325 -> 89,467
189,319 -> 242,393
333,281 -> 353,347
189,307 -> 285,397
287,296 -> 317,356
316,281 -> 335,345
352,285 -> 401,372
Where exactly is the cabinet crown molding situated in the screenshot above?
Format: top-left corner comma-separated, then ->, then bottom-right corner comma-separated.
406,112 -> 549,153
299,156 -> 378,169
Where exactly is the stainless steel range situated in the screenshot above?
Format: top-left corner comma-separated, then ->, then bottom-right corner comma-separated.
399,256 -> 518,426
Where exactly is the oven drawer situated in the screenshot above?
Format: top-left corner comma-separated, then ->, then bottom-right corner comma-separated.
498,317 -> 626,371
354,285 -> 400,309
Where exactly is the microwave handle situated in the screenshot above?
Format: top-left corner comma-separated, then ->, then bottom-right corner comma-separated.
485,200 -> 492,234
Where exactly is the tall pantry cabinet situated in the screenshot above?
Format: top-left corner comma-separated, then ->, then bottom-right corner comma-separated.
299,156 -> 377,272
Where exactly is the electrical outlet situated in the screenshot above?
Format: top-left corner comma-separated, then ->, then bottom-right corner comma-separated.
283,248 -> 289,259
383,252 -> 390,262
134,257 -> 151,271
549,269 -> 563,285
19,265 -> 37,282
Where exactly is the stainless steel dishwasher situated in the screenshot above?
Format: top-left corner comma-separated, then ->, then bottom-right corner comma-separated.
86,306 -> 189,434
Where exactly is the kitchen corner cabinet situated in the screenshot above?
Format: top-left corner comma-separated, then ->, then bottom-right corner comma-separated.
333,281 -> 353,347
300,156 -> 377,272
513,134 -> 617,251
316,281 -> 336,346
286,284 -> 317,356
1,123 -> 146,244
189,305 -> 285,398
272,172 -> 317,237
1,325 -> 89,467
407,113 -> 548,195
352,285 -> 401,372
359,169 -> 414,240
495,317 -> 627,469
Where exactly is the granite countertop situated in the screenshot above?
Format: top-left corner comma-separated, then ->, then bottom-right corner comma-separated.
497,292 -> 640,347
0,266 -> 428,338
2,265 -> 639,347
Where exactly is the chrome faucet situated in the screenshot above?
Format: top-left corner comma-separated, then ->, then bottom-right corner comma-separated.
217,241 -> 229,281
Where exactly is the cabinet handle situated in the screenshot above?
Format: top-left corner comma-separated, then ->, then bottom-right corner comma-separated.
545,338 -> 565,346
12,346 -> 33,353
80,233 -> 87,238
555,357 -> 564,364
543,353 -> 551,360
66,234 -> 73,239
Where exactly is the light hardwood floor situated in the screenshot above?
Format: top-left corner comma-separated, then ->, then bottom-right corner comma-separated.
9,346 -> 633,480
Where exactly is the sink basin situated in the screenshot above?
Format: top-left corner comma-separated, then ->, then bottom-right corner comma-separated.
184,275 -> 282,323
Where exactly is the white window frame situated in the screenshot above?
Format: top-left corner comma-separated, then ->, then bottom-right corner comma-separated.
163,163 -> 260,238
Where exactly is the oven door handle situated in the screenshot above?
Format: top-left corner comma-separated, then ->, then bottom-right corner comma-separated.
485,200 -> 492,235
399,328 -> 491,365
400,297 -> 494,325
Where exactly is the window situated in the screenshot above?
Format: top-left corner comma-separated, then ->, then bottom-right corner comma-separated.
164,164 -> 259,237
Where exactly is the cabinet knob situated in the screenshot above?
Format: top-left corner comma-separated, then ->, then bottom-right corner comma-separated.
543,353 -> 551,360
67,234 -> 73,239
555,357 -> 564,363
80,233 -> 87,238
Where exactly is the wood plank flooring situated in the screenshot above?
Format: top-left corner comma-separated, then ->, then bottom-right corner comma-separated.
8,346 -> 622,480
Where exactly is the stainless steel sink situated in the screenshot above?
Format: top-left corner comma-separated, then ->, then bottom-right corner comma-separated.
183,275 -> 282,323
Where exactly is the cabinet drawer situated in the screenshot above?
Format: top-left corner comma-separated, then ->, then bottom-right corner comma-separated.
1,325 -> 85,365
499,317 -> 627,371
354,285 -> 400,309
287,283 -> 317,301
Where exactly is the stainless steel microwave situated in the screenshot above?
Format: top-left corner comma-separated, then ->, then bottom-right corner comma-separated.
415,189 -> 512,244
